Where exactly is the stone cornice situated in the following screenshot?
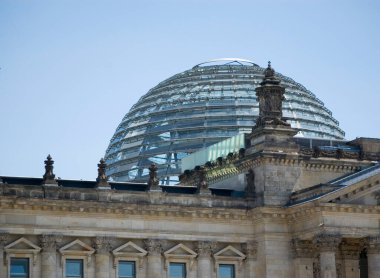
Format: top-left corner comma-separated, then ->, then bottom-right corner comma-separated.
0,197 -> 254,223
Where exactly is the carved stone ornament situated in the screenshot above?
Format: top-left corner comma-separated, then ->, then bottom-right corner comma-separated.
96,158 -> 110,188
147,164 -> 160,191
243,240 -> 258,260
143,239 -> 163,256
93,236 -> 114,254
196,241 -> 217,258
39,234 -> 63,252
42,154 -> 58,185
313,234 -> 341,252
0,233 -> 9,248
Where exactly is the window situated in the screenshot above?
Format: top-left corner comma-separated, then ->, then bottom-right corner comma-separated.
10,258 -> 29,278
169,263 -> 186,278
118,261 -> 136,278
66,259 -> 83,278
219,264 -> 235,278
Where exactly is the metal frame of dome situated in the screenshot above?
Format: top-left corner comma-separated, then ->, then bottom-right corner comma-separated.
105,59 -> 345,184
193,58 -> 259,68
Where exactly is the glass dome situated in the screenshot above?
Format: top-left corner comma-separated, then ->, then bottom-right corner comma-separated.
105,58 -> 345,184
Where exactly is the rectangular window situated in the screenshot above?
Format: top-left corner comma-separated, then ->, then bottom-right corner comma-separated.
169,262 -> 186,278
118,261 -> 136,278
10,258 -> 29,278
219,264 -> 235,278
66,259 -> 83,278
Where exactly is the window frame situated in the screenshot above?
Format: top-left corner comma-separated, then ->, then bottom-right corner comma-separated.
218,263 -> 235,278
168,262 -> 187,278
117,260 -> 136,278
9,257 -> 30,278
65,258 -> 84,278
4,237 -> 42,278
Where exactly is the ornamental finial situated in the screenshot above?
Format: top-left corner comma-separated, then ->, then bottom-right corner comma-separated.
42,154 -> 58,185
96,158 -> 110,189
263,60 -> 276,79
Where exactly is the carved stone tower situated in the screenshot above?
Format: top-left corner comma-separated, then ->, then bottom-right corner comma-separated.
248,62 -> 298,154
255,61 -> 290,128
247,62 -> 300,206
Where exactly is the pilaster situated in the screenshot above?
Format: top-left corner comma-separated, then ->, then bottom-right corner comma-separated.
366,236 -> 380,278
313,234 -> 341,278
0,233 -> 9,278
340,240 -> 362,278
93,236 -> 114,278
196,241 -> 216,277
243,241 -> 258,278
292,239 -> 314,278
39,234 -> 62,278
144,239 -> 163,278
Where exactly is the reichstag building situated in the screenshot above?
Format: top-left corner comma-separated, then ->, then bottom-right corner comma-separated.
1,59 -> 380,278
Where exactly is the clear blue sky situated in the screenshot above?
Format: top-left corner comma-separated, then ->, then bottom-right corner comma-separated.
1,0 -> 379,180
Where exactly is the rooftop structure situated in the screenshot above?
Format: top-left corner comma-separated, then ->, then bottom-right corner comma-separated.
105,58 -> 345,184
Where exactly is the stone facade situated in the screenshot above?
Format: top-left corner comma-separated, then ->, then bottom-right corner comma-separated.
1,63 -> 380,278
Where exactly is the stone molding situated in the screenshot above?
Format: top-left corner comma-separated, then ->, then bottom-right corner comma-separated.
59,239 -> 95,266
112,241 -> 147,269
144,239 -> 163,256
242,240 -> 258,260
164,243 -> 197,272
93,236 -> 114,254
39,234 -> 63,252
4,237 -> 41,266
313,233 -> 341,252
291,239 -> 314,258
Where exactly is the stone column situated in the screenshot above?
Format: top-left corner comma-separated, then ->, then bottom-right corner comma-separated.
144,239 -> 163,278
39,234 -> 62,278
0,233 -> 9,278
340,240 -> 361,278
196,241 -> 215,277
93,237 -> 113,278
243,241 -> 258,278
313,234 -> 341,278
367,237 -> 380,278
292,239 -> 314,278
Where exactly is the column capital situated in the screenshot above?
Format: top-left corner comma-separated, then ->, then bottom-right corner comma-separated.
291,238 -> 314,258
340,240 -> 362,260
39,234 -> 63,252
243,240 -> 258,260
196,241 -> 217,258
93,236 -> 114,254
366,236 -> 380,254
144,239 -> 163,256
313,233 -> 341,252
